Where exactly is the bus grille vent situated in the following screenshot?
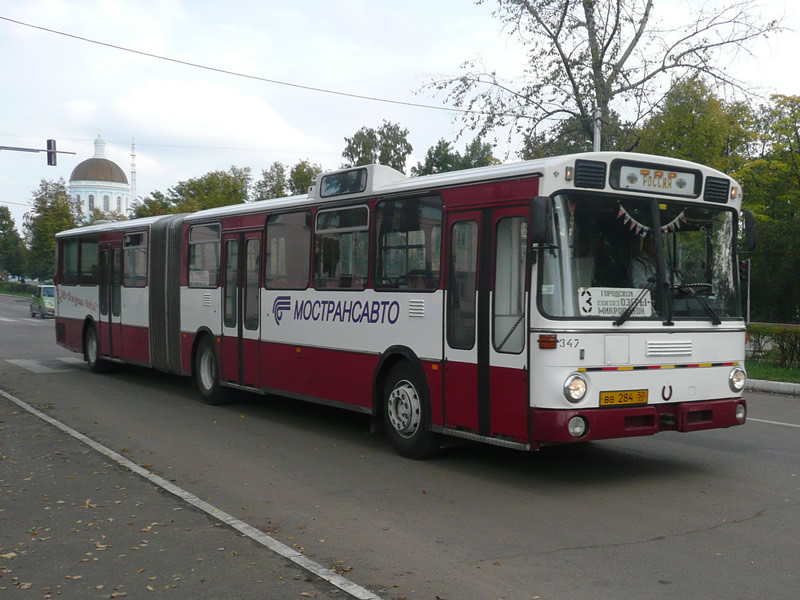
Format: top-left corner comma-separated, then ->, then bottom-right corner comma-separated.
574,160 -> 607,189
646,341 -> 692,356
704,177 -> 729,203
202,293 -> 212,307
409,299 -> 425,318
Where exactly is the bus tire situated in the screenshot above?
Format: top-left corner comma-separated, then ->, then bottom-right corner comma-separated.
195,336 -> 229,405
383,362 -> 439,459
84,323 -> 108,373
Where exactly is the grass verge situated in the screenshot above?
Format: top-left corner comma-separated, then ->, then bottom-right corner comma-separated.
745,359 -> 800,384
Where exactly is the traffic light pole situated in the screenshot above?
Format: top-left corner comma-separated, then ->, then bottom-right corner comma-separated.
0,139 -> 76,165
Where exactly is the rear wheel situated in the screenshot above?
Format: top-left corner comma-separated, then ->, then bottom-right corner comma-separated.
383,362 -> 439,459
195,336 -> 230,405
85,324 -> 108,373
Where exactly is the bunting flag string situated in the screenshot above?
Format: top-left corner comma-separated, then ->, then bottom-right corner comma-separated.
617,205 -> 650,237
617,204 -> 686,236
661,210 -> 687,233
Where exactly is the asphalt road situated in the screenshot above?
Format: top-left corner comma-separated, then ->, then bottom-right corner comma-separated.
0,293 -> 798,600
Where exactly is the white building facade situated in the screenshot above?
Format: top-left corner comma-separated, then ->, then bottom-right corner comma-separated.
69,136 -> 130,218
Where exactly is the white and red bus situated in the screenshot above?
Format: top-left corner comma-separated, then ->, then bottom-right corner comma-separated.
55,152 -> 753,457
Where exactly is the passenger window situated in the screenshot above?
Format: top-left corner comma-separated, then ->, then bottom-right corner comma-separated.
123,231 -> 148,287
188,224 -> 221,288
79,238 -> 99,285
61,238 -> 79,285
374,195 -> 442,291
265,211 -> 311,290
447,221 -> 479,350
314,206 -> 369,290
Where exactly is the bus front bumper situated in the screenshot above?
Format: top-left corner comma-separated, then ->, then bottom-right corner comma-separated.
531,398 -> 747,444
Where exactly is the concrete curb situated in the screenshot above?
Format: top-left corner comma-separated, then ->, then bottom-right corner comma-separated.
746,378 -> 800,396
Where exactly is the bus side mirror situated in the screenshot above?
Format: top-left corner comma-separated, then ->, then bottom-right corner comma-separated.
530,196 -> 553,246
742,209 -> 756,252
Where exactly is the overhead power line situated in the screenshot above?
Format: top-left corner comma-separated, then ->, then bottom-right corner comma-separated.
0,15 -> 521,119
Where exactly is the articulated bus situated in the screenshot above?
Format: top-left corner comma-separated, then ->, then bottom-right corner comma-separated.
55,152 -> 753,458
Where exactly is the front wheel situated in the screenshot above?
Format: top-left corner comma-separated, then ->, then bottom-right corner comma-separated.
194,336 -> 230,405
383,363 -> 439,459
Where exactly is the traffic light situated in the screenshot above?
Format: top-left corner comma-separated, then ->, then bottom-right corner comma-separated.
738,259 -> 749,282
46,139 -> 57,166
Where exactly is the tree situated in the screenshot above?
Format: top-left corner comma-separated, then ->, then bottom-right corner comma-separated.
735,96 -> 800,221
131,191 -> 175,219
734,96 -> 800,322
460,137 -> 500,169
0,206 -> 26,278
289,159 -> 322,195
412,139 -> 460,176
342,120 -> 413,172
636,77 -> 750,172
428,0 -> 781,152
24,179 -> 77,281
168,166 -> 252,212
253,162 -> 289,201
412,137 -> 499,176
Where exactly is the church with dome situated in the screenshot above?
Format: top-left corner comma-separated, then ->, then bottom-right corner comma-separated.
69,135 -> 130,218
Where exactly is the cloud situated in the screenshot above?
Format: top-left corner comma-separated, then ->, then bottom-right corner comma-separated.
115,79 -> 329,153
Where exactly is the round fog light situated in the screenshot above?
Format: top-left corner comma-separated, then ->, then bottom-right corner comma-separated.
567,416 -> 588,438
729,367 -> 746,392
735,403 -> 747,423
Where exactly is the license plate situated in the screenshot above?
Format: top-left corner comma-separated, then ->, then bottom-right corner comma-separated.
599,389 -> 648,407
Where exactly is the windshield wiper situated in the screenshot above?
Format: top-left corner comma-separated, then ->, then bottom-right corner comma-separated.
614,279 -> 655,327
685,290 -> 721,325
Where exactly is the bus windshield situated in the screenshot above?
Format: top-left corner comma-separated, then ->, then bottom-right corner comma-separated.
540,194 -> 741,322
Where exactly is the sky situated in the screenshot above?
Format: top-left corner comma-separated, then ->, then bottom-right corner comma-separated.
0,0 -> 797,233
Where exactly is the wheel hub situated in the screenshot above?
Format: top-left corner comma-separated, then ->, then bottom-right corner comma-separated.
388,380 -> 421,438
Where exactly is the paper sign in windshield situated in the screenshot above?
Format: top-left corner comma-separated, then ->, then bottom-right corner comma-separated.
578,287 -> 653,317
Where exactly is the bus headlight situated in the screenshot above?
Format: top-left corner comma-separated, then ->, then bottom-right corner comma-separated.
563,374 -> 587,403
729,367 -> 746,392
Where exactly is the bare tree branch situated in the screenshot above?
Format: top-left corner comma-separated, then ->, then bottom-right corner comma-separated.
423,0 -> 784,153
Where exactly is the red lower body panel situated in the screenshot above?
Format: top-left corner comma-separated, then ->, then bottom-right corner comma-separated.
262,343 -> 378,409
122,325 -> 150,364
56,317 -> 84,352
55,318 -> 151,365
531,398 -> 746,444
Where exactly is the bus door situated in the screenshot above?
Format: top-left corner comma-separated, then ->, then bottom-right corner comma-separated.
221,231 -> 262,388
444,206 -> 530,441
98,243 -> 122,359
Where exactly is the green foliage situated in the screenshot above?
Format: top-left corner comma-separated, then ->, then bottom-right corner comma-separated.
412,137 -> 498,176
636,78 -> 746,172
289,159 -> 322,195
747,323 -> 800,368
131,190 -> 174,219
0,206 -> 26,278
131,167 -> 252,217
737,96 -> 800,221
747,218 -> 800,322
169,166 -> 251,211
253,162 -> 289,201
24,179 -> 77,281
252,159 -> 323,200
342,120 -> 413,172
0,281 -> 37,295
